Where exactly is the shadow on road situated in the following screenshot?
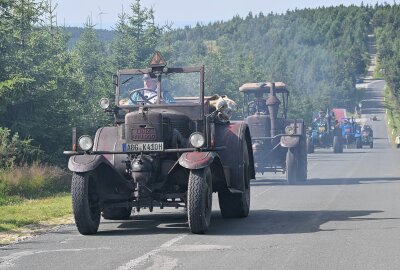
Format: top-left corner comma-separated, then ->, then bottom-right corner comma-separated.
208,209 -> 390,235
251,177 -> 400,186
61,208 -> 389,237
94,212 -> 189,236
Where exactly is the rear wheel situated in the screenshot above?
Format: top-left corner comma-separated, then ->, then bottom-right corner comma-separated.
356,138 -> 362,149
370,140 -> 374,148
102,207 -> 132,220
306,137 -> 314,154
286,148 -> 297,185
333,136 -> 343,153
72,172 -> 101,235
218,142 -> 250,218
187,167 -> 212,234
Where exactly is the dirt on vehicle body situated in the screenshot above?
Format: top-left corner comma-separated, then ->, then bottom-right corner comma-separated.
64,52 -> 255,235
239,82 -> 307,184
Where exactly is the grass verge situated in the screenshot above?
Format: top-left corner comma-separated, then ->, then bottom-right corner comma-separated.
384,85 -> 400,146
0,194 -> 72,246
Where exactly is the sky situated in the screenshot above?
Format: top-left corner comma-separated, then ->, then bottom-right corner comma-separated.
55,0 -> 389,30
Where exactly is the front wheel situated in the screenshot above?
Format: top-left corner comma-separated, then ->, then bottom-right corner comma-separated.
297,139 -> 307,182
286,148 -> 297,185
370,141 -> 374,148
72,172 -> 101,235
187,167 -> 213,234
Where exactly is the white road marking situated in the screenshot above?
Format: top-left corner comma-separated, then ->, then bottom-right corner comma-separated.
169,244 -> 230,252
254,188 -> 272,198
116,234 -> 186,270
0,247 -> 111,268
146,255 -> 178,270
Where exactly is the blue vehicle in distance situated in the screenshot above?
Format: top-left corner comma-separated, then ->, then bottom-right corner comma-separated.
306,110 -> 343,153
341,117 -> 362,148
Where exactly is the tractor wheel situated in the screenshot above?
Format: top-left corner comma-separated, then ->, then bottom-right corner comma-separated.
286,148 -> 297,185
297,138 -> 307,182
218,142 -> 250,218
187,167 -> 213,234
306,137 -> 314,154
72,172 -> 101,235
102,207 -> 132,220
333,136 -> 343,153
356,138 -> 362,149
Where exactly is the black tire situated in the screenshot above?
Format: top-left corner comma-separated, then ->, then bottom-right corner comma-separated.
306,137 -> 314,154
218,142 -> 251,218
297,138 -> 307,182
286,148 -> 297,185
187,167 -> 213,234
370,141 -> 374,149
72,172 -> 101,235
356,138 -> 362,149
102,207 -> 132,220
333,135 -> 342,153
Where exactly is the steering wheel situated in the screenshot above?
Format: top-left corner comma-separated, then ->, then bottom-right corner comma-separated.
129,88 -> 158,104
248,101 -> 256,115
247,101 -> 268,115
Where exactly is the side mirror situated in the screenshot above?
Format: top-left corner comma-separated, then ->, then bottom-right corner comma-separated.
112,74 -> 118,86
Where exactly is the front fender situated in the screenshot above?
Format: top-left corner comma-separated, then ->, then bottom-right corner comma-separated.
68,154 -> 113,173
280,136 -> 300,148
178,151 -> 217,170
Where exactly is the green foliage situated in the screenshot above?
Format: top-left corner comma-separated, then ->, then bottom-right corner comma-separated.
1,1 -> 400,166
0,127 -> 42,169
0,163 -> 70,199
0,194 -> 71,233
157,5 -> 372,118
373,4 -> 400,106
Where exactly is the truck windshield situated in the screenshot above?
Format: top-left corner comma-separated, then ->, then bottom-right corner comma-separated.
118,72 -> 201,106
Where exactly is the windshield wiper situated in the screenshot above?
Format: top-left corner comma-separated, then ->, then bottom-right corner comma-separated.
122,76 -> 135,85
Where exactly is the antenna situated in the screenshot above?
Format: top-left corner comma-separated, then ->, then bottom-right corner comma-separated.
98,6 -> 107,29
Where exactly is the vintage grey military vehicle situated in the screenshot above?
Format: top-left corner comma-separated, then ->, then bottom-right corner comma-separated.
239,82 -> 307,184
64,52 -> 254,235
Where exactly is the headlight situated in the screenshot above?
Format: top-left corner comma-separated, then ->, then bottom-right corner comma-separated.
285,126 -> 295,135
78,135 -> 93,151
100,98 -> 110,109
189,132 -> 205,148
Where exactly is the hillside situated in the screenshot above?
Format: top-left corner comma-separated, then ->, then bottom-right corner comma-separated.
1,1 -> 400,163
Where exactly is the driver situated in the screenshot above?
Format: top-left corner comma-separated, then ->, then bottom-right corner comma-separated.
249,91 -> 268,115
130,74 -> 175,104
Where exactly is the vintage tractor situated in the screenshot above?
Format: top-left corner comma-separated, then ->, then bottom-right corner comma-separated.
306,110 -> 343,153
239,82 -> 307,184
64,52 -> 255,235
361,124 -> 374,148
340,117 -> 362,148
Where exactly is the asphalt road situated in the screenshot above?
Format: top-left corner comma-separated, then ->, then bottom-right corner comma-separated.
1,80 -> 400,270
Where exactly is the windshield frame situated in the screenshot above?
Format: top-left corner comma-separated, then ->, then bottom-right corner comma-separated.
116,66 -> 205,111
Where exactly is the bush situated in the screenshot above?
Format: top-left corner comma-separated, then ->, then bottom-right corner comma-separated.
0,127 -> 43,169
0,163 -> 70,199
